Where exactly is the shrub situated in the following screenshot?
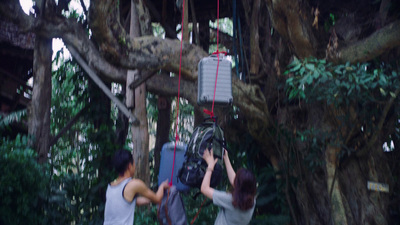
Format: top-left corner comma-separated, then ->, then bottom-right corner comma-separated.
0,135 -> 48,225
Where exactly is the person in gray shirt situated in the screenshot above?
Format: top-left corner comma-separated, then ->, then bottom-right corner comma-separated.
201,148 -> 257,225
104,149 -> 170,225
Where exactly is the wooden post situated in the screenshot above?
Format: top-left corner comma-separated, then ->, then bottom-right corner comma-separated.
189,0 -> 199,45
29,36 -> 52,164
183,0 -> 189,42
128,0 -> 150,185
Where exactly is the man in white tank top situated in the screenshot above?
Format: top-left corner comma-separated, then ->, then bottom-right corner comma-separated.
104,149 -> 170,225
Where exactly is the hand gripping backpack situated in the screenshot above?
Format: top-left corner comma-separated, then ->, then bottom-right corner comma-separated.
178,117 -> 226,188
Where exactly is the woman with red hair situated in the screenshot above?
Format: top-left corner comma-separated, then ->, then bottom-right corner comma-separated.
201,148 -> 257,225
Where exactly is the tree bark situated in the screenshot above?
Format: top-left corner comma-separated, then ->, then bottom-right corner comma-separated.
336,20 -> 400,63
249,0 -> 261,76
154,96 -> 171,180
265,0 -> 316,58
29,36 -> 52,164
128,0 -> 150,184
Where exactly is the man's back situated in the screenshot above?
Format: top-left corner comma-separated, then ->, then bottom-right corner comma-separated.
104,178 -> 137,225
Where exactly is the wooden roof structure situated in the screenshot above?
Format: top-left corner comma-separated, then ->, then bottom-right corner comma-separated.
0,16 -> 34,134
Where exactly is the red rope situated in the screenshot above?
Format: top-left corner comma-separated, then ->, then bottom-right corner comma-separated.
170,0 -> 185,186
203,0 -> 222,119
190,197 -> 208,225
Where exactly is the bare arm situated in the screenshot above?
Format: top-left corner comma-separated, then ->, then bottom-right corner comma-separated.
224,149 -> 236,186
125,179 -> 169,204
201,149 -> 218,199
136,196 -> 151,206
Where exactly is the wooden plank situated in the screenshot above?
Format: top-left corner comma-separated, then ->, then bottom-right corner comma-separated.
128,69 -> 157,90
67,45 -> 139,125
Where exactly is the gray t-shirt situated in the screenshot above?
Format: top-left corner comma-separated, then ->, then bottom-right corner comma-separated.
213,190 -> 255,225
104,178 -> 137,225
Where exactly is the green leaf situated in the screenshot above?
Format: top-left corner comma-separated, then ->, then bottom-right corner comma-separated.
286,77 -> 294,85
380,88 -> 386,96
299,67 -> 306,75
288,89 -> 298,100
306,74 -> 313,84
312,70 -> 319,79
290,63 -> 301,72
305,63 -> 315,71
379,75 -> 387,84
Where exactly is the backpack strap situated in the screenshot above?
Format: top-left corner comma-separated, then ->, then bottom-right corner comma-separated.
164,189 -> 172,225
157,188 -> 172,225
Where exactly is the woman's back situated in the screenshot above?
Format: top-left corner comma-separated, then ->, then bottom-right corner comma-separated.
213,190 -> 255,225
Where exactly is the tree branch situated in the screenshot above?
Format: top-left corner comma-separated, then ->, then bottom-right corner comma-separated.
0,0 -> 273,136
357,85 -> 400,157
337,20 -> 400,63
265,0 -> 316,58
50,105 -> 88,147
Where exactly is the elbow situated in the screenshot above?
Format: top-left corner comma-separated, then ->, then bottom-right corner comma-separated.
200,185 -> 213,200
201,183 -> 210,196
153,197 -> 161,204
200,185 -> 206,195
200,179 -> 209,195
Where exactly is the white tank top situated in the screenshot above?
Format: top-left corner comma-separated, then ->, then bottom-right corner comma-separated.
104,178 -> 137,225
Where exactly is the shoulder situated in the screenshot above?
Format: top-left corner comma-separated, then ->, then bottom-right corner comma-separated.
125,179 -> 146,192
213,190 -> 235,209
213,190 -> 232,199
123,179 -> 147,202
213,190 -> 232,203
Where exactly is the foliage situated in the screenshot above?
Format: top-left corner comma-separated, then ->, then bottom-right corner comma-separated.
285,57 -> 399,106
252,165 -> 291,225
134,206 -> 159,224
284,57 -> 400,223
44,51 -> 117,224
0,135 -> 48,225
182,189 -> 219,224
296,128 -> 327,172
0,109 -> 27,130
170,97 -> 195,143
285,57 -> 400,152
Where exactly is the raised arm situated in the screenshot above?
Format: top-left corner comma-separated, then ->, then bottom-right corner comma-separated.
201,148 -> 218,199
223,149 -> 236,186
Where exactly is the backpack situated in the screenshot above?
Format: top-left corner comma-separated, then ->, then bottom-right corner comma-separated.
157,185 -> 187,225
178,118 -> 226,188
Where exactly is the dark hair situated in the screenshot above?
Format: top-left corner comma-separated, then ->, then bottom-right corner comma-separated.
113,149 -> 134,176
232,168 -> 257,211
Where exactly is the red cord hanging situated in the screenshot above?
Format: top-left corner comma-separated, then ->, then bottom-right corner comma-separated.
203,0 -> 223,119
169,0 -> 186,186
170,0 -> 222,185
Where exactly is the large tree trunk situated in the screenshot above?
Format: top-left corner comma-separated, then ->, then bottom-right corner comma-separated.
28,37 -> 52,164
337,143 -> 391,225
153,95 -> 171,180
